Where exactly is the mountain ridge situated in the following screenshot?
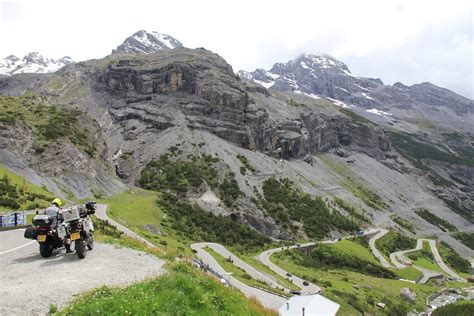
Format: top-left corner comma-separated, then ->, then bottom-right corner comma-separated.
0,52 -> 74,75
0,30 -> 472,258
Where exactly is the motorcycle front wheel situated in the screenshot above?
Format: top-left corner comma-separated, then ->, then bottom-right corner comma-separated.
87,234 -> 94,251
75,239 -> 86,259
39,241 -> 53,258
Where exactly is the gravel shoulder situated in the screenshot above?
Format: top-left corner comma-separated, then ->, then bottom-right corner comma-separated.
0,228 -> 165,315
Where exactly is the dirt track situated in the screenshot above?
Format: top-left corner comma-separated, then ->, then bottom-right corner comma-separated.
0,228 -> 165,315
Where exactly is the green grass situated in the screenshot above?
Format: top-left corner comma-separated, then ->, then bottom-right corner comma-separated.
0,165 -> 54,212
239,254 -> 301,291
204,247 -> 289,297
271,250 -> 438,316
412,257 -> 443,273
330,239 -> 381,265
285,241 -> 397,279
393,267 -> 423,280
98,189 -> 191,257
59,262 -> 277,316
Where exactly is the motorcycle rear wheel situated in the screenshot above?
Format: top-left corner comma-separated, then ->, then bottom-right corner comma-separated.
75,239 -> 86,259
39,242 -> 53,258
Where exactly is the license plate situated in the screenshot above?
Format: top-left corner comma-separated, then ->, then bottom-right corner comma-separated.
70,232 -> 80,241
37,235 -> 46,242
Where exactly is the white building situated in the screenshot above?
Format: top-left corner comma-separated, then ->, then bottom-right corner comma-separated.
279,294 -> 340,316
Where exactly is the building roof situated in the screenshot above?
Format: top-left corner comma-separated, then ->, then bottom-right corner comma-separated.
279,294 -> 340,316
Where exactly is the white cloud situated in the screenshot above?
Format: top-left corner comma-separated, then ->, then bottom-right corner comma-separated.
0,0 -> 472,97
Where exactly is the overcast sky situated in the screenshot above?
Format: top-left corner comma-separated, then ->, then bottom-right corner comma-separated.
1,0 -> 473,98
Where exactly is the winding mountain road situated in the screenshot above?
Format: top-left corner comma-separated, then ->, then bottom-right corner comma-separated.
368,228 -> 392,268
98,206 -> 467,308
191,243 -> 287,310
369,233 -> 466,283
259,243 -> 321,295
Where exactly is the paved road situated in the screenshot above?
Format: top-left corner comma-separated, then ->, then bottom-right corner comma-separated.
259,243 -> 321,295
192,242 -> 291,292
95,204 -> 158,250
426,239 -> 465,282
191,243 -> 287,311
0,227 -> 165,315
368,228 -> 392,268
387,238 -> 465,283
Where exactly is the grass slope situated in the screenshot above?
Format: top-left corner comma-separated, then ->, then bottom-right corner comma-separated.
59,263 -> 276,316
271,248 -> 438,316
0,164 -> 54,212
98,189 -> 190,257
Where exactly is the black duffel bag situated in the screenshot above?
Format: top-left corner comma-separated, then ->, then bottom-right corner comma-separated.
24,227 -> 37,239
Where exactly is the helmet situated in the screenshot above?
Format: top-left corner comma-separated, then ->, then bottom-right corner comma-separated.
52,198 -> 63,207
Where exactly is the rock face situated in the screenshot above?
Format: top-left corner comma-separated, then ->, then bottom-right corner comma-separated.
95,48 -> 390,164
112,30 -> 184,54
0,52 -> 73,75
239,54 -> 474,133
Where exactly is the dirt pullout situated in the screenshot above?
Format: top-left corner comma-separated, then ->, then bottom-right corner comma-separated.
0,229 -> 165,315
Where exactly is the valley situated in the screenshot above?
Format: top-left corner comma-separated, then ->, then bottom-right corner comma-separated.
1,29 -> 473,315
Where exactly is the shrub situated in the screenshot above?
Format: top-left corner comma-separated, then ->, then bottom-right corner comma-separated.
415,209 -> 458,232
376,231 -> 416,257
261,177 -> 359,239
157,192 -> 270,252
451,232 -> 474,250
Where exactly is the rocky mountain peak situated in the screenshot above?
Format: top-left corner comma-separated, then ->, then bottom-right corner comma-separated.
112,30 -> 184,54
0,52 -> 74,76
23,52 -> 48,66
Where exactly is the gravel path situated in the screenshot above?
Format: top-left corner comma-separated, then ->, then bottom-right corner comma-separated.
0,227 -> 165,315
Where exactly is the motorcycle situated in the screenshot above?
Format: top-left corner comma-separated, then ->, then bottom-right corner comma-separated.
62,201 -> 96,259
24,201 -> 96,259
25,213 -> 64,258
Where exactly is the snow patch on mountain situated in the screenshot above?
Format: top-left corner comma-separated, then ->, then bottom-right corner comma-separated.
295,90 -> 320,99
366,108 -> 392,116
0,52 -> 73,75
327,97 -> 350,108
113,30 -> 183,54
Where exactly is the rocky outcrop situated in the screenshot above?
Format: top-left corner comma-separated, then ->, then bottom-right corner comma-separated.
95,48 -> 390,164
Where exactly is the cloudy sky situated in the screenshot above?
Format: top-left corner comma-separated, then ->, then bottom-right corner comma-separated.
1,0 -> 473,98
